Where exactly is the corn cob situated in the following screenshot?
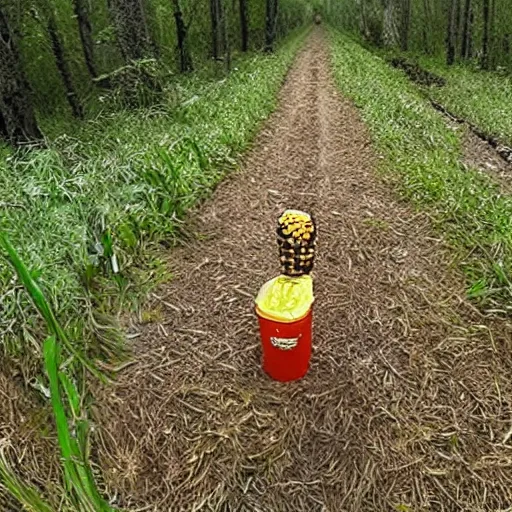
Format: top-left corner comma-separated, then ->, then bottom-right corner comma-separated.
277,210 -> 316,276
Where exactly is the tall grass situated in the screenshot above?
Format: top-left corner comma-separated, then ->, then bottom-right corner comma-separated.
0,450 -> 53,512
328,29 -> 512,308
0,27 -> 310,508
44,336 -> 114,511
373,45 -> 512,147
416,57 -> 512,148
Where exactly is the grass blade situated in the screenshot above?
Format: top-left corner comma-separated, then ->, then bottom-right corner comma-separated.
43,336 -> 114,512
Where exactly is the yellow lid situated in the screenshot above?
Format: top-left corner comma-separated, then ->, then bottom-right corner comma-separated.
255,275 -> 314,322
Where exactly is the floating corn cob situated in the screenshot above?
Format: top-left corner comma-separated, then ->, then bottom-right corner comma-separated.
277,210 -> 316,276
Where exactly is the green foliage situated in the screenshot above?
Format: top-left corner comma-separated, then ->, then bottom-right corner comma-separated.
0,233 -> 104,380
329,29 -> 512,307
4,0 -> 312,120
323,0 -> 512,72
95,58 -> 168,109
43,336 -> 115,511
0,450 -> 53,512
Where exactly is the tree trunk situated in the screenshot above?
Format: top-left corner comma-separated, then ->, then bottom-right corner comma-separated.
382,0 -> 399,47
47,11 -> 84,118
446,0 -> 457,65
172,0 -> 193,71
110,0 -> 154,62
399,0 -> 411,51
454,0 -> 461,51
210,0 -> 220,59
265,0 -> 278,52
460,0 -> 471,59
222,0 -> 230,71
504,33 -> 511,57
481,0 -> 490,69
239,0 -> 248,52
72,0 -> 97,78
489,0 -> 496,68
0,8 -> 41,143
422,0 -> 433,54
358,0 -> 367,39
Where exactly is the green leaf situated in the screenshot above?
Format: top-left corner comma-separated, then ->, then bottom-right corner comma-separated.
0,232 -> 105,382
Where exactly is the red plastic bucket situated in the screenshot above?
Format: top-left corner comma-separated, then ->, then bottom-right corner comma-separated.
256,306 -> 313,382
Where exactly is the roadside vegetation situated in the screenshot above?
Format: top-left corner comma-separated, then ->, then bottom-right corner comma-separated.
0,28 -> 309,369
329,30 -> 512,308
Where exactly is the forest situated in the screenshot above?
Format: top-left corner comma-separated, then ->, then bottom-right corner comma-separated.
0,0 -> 314,143
2,0 -> 511,145
2,0 -> 512,510
326,0 -> 512,71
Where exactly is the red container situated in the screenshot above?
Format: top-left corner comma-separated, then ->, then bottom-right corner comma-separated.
256,306 -> 313,382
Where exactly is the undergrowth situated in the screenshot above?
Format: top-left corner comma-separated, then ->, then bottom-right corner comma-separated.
329,29 -> 512,309
0,28 -> 309,374
0,233 -> 114,510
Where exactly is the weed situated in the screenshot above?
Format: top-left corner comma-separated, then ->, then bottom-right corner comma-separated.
0,449 -> 53,512
418,58 -> 512,147
0,235 -> 114,510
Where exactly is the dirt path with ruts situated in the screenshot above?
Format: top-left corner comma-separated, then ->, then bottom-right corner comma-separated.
95,31 -> 512,511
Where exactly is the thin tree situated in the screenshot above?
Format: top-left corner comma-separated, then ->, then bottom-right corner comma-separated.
0,7 -> 41,143
172,0 -> 193,71
422,0 -> 433,54
239,0 -> 248,52
357,0 -> 368,40
503,33 -> 511,59
489,0 -> 496,67
382,0 -> 399,47
468,8 -> 474,58
481,0 -> 490,69
446,0 -> 457,65
265,0 -> 278,52
110,0 -> 154,62
210,0 -> 220,59
46,9 -> 84,118
72,0 -> 97,78
460,0 -> 472,59
399,0 -> 411,51
361,0 -> 384,46
454,0 -> 461,51
222,0 -> 230,71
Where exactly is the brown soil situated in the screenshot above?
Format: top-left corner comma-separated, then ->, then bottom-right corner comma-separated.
92,32 -> 512,511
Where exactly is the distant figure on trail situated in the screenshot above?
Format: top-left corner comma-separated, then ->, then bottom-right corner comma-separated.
314,13 -> 321,25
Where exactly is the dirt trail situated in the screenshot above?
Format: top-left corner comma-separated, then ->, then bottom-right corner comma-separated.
95,31 -> 512,511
